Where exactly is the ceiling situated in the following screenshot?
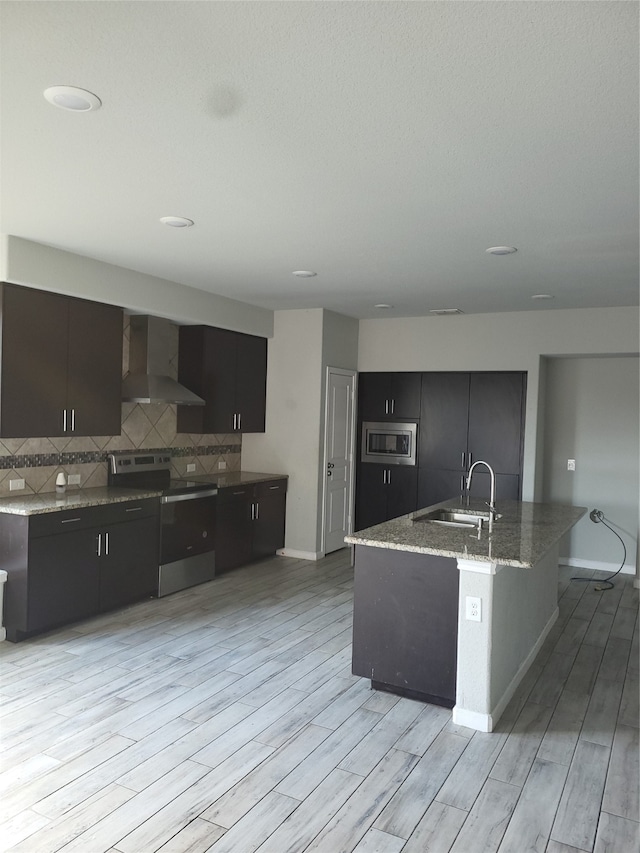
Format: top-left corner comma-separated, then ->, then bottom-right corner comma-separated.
1,1 -> 638,320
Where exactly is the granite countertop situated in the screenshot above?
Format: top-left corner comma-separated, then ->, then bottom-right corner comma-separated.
345,498 -> 587,568
0,486 -> 162,516
0,471 -> 289,517
184,471 -> 288,489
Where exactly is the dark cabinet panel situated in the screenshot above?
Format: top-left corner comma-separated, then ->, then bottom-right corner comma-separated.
358,372 -> 421,421
352,545 -> 459,706
177,325 -> 267,434
0,283 -> 123,438
67,298 -> 123,436
420,372 -> 470,471
216,479 -> 287,572
0,285 -> 69,437
467,373 -> 526,475
28,529 -> 101,634
355,463 -> 417,531
99,515 -> 159,612
418,371 -> 526,507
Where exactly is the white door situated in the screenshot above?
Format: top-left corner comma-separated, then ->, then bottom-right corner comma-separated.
323,367 -> 356,554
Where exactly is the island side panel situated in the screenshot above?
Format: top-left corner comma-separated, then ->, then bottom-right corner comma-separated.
352,544 -> 459,707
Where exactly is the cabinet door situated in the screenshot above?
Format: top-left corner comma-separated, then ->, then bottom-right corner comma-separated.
28,529 -> 100,632
252,481 -> 286,560
389,374 -> 421,419
216,489 -> 252,571
235,333 -> 267,432
358,373 -> 392,420
355,464 -> 389,531
467,471 -> 521,504
418,468 -> 465,509
67,298 -> 123,436
0,284 -> 69,437
386,466 -> 418,520
99,515 -> 159,611
419,372 -> 470,471
467,373 -> 526,475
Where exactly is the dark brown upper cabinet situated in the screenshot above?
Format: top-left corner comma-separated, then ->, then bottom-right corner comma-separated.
358,372 -> 421,421
0,283 -> 123,438
176,325 -> 267,434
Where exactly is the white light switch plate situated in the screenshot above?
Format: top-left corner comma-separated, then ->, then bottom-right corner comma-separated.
68,474 -> 81,485
218,459 -> 227,470
186,463 -> 196,473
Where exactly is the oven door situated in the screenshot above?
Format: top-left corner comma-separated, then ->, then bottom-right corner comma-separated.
160,490 -> 217,565
361,422 -> 417,465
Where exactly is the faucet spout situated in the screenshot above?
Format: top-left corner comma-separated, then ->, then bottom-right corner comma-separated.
465,460 -> 497,530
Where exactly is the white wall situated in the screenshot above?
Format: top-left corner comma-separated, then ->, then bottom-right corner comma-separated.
358,307 -> 639,502
241,309 -> 325,557
1,235 -> 273,337
242,308 -> 359,557
543,356 -> 639,572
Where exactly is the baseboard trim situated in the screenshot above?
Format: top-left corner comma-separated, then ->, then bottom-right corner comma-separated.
276,548 -> 324,561
559,557 -> 635,575
453,606 -> 559,733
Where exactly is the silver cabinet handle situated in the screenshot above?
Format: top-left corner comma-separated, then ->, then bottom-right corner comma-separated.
254,501 -> 259,520
237,412 -> 241,430
105,532 -> 109,555
460,475 -> 465,494
382,470 -> 386,485
63,409 -> 67,432
391,399 -> 395,414
232,413 -> 236,430
387,469 -> 391,485
468,452 -> 473,467
97,533 -> 101,556
61,517 -> 81,524
462,451 -> 466,469
125,506 -> 142,512
71,409 -> 75,432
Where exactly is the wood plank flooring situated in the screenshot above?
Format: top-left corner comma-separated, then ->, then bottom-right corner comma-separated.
0,553 -> 638,853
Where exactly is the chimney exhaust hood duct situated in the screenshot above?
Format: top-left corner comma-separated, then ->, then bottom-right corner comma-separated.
122,315 -> 205,405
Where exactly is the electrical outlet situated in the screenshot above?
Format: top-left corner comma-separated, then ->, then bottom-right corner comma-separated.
9,478 -> 25,491
567,459 -> 576,471
68,474 -> 81,485
217,459 -> 227,470
186,463 -> 196,473
465,596 -> 482,622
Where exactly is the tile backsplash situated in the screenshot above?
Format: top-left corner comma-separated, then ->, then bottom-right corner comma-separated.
0,317 -> 240,497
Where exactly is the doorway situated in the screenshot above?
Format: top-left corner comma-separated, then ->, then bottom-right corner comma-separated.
322,367 -> 357,554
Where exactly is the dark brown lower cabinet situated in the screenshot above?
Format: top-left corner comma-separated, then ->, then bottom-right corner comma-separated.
1,499 -> 159,642
355,463 -> 417,531
352,545 -> 459,707
216,479 -> 287,572
417,468 -> 521,509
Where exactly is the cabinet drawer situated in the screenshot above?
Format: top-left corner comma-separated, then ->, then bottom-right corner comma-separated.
28,498 -> 159,538
218,486 -> 252,506
255,479 -> 288,499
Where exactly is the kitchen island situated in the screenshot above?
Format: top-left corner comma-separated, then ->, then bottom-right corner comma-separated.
345,498 -> 586,732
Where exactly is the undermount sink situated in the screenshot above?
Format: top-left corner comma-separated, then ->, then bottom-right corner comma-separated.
415,508 -> 501,529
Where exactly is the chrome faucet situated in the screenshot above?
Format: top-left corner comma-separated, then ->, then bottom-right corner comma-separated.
465,460 -> 497,531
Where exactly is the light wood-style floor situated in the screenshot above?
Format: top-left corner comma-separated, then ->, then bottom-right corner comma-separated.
0,551 -> 638,853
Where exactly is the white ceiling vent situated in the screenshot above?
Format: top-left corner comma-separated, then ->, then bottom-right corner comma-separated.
429,308 -> 464,316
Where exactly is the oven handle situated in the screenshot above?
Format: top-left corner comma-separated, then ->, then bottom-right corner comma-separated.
161,488 -> 218,504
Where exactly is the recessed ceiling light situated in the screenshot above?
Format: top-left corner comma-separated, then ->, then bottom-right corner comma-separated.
485,246 -> 517,255
160,216 -> 194,228
531,294 -> 554,300
292,270 -> 317,277
374,303 -> 393,310
43,86 -> 101,112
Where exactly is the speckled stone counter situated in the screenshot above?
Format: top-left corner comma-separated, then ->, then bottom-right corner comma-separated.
345,498 -> 587,568
0,486 -> 162,516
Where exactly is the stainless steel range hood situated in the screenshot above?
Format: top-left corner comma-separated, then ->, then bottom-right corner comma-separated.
122,315 -> 205,405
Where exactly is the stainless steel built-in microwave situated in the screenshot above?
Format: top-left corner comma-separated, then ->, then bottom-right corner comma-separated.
361,421 -> 417,466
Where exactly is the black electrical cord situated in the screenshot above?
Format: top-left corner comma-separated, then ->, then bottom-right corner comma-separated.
570,508 -> 628,591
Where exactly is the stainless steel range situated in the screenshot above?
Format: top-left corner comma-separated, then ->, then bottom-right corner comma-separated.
108,452 -> 217,597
